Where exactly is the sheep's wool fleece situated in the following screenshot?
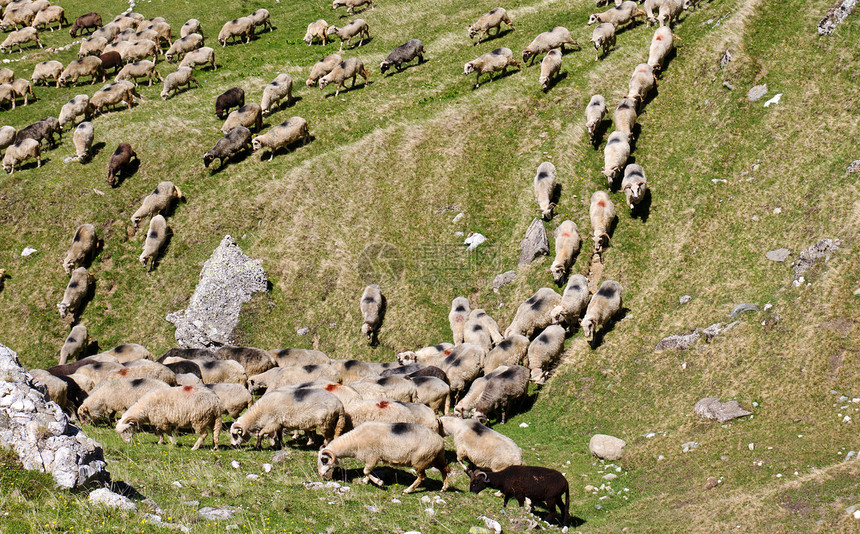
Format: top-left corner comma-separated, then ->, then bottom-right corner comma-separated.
167,235 -> 268,348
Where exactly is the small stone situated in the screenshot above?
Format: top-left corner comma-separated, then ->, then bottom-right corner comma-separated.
644,432 -> 656,438
271,450 -> 290,463
404,531 -> 423,534
766,248 -> 791,262
763,94 -> 782,107
464,233 -> 486,251
92,188 -> 105,195
589,434 -> 626,460
365,505 -> 379,513
694,397 -> 753,422
470,528 -> 492,534
731,303 -> 760,319
452,213 -> 464,224
843,415 -> 852,423
585,485 -> 597,492
246,474 -> 259,480
231,460 -> 240,469
519,422 -> 529,428
603,473 -> 617,480
172,481 -> 183,488
854,288 -> 860,296
262,463 -> 272,473
226,526 -> 238,531
478,515 -> 502,533
182,501 -> 199,507
518,218 -> 549,265
296,327 -> 310,336
455,231 -> 464,236
21,247 -> 37,257
773,207 -> 782,214
433,496 -> 446,505
721,455 -> 729,461
793,276 -> 805,287
705,477 -> 720,490
421,496 -> 432,504
720,49 -> 733,68
748,84 -> 767,101
682,441 -> 699,453
679,295 -> 692,305
492,270 -> 516,292
749,443 -> 755,450
391,498 -> 402,504
854,510 -> 860,520
723,81 -> 735,90
199,507 -> 235,520
89,488 -> 136,510
425,508 -> 436,516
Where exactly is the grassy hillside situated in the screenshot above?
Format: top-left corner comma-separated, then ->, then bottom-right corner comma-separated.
1,0 -> 858,531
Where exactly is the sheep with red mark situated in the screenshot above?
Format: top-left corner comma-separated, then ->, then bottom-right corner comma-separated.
248,363 -> 340,392
550,220 -> 580,285
179,46 -> 215,70
78,377 -> 170,423
161,66 -> 199,99
104,360 -> 177,385
448,297 -> 470,344
647,26 -> 676,72
470,466 -> 569,525
345,399 -> 439,432
628,63 -> 657,111
441,416 -> 522,471
590,190 -> 616,254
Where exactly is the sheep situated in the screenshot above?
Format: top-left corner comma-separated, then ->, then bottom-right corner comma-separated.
160,66 -> 199,99
29,369 -> 83,414
166,360 -> 202,383
294,381 -> 362,409
136,17 -> 166,31
332,0 -> 374,16
468,7 -> 514,45
0,83 -> 16,110
124,39 -> 159,64
590,23 -> 615,61
522,27 -> 578,66
268,348 -> 331,367
534,161 -> 557,220
78,377 -> 169,423
581,280 -> 623,345
102,40 -> 131,60
31,5 -> 66,31
0,125 -> 14,154
538,48 -> 562,90
306,53 -> 341,86
317,422 -> 449,493
470,466 -> 569,526
396,344 -> 455,368
359,284 -> 384,343
411,375 -> 451,413
345,399 -> 439,432
260,74 -> 293,114
16,116 -> 60,148
231,387 -> 345,448
473,364 -> 529,423
204,383 -> 252,419
116,385 -> 222,450
0,7 -> 34,31
138,21 -> 171,48
621,163 -> 649,211
88,83 -> 135,116
96,343 -> 153,363
67,361 -> 122,386
69,12 -> 101,37
454,375 -> 488,417
319,57 -> 369,97
58,95 -> 89,129
303,19 -> 328,46
204,126 -> 251,169
214,346 -> 275,377
56,267 -> 91,320
62,223 -> 98,274
628,63 -> 657,110
602,131 -> 630,187
215,87 -> 243,119
643,0 -> 661,25
504,287 -> 562,338
464,313 -> 492,352
484,335 -> 530,374
98,51 -> 122,73
472,309 -> 504,345
350,376 -> 418,403
116,60 -> 162,87
331,359 -> 378,385
59,324 -> 88,365
160,348 -> 216,362
2,138 -> 40,174
445,297 -> 471,344
58,57 -> 105,87
1,27 -> 41,53
165,33 -> 203,63
380,39 -> 424,74
193,358 -> 247,385
588,1 -> 646,26
78,36 -> 106,59
104,360 -> 177,385
613,97 -> 638,142
589,190 -> 616,254
550,220 -> 580,285
439,343 -> 485,398
657,0 -> 685,27
138,215 -> 168,270
111,13 -> 141,32
326,19 -> 369,51
251,116 -> 309,162
464,47 -> 520,89
647,26 -> 675,72
90,22 -> 121,43
550,274 -> 590,326
0,67 -> 12,84
248,364 -> 339,392
218,17 -> 253,46
179,46 -> 215,70
31,60 -> 62,87
106,142 -> 137,187
180,18 -> 202,38
221,103 -> 262,134
249,8 -> 272,34
131,181 -> 183,228
526,324 -> 566,383
441,416 -> 522,471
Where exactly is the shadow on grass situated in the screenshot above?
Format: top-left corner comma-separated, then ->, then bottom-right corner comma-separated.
589,307 -> 629,349
543,71 -> 568,92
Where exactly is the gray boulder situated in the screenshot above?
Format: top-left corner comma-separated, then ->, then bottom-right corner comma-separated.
518,218 -> 549,266
589,434 -> 626,460
694,397 -> 752,423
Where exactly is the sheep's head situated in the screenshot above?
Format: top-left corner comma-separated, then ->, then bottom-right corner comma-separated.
115,417 -> 138,442
549,305 -> 566,325
588,14 -> 600,25
683,0 -> 695,9
229,422 -> 248,446
318,77 -> 330,89
203,151 -> 215,168
469,470 -> 490,493
581,317 -> 596,341
361,322 -> 373,341
379,60 -> 390,74
325,26 -> 338,36
463,62 -> 476,75
521,49 -> 533,63
62,258 -> 74,275
305,77 -> 316,87
468,26 -> 478,39
540,202 -> 556,221
550,262 -> 566,284
317,449 -> 337,479
139,252 -> 149,268
331,0 -> 342,8
396,351 -> 417,365
251,137 -> 262,152
57,75 -> 68,87
593,233 -> 610,254
57,302 -> 69,318
77,405 -> 93,424
602,166 -> 618,185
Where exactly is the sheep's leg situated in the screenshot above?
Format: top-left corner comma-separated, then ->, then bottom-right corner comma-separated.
363,460 -> 383,486
474,72 -> 481,89
403,469 -> 426,494
190,429 -> 207,451
36,154 -> 41,168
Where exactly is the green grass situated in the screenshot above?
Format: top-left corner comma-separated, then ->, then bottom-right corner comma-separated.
1,0 -> 859,531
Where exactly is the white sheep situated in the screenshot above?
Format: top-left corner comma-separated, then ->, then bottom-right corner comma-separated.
248,364 -> 340,392
0,7 -> 34,32
104,360 -> 177,386
304,19 -> 328,45
621,164 -> 649,210
439,343 -> 485,398
317,422 -> 449,493
306,53 -> 341,86
31,59 -> 62,87
70,361 -> 123,386
534,161 -> 557,220
193,358 -> 247,385
550,220 -> 581,284
112,13 -> 142,32
102,40 -> 130,59
397,343 -> 455,367
59,95 -> 90,128
60,324 -> 88,364
87,82 -> 135,115
0,83 -> 18,110
469,7 -> 515,45
590,23 -> 615,61
588,1 -> 646,26
647,26 -> 675,72
504,287 -> 562,338
538,48 -> 562,90
221,103 -> 262,134
116,385 -> 222,450
62,223 -> 98,274
268,348 -> 331,367
3,138 -> 40,174
319,56 -> 369,97
160,66 -> 199,99
0,67 -> 13,84
58,56 -> 105,87
464,47 -> 520,89
205,383 -> 252,419
139,214 -> 168,271
331,359 -> 378,385
179,46 -> 215,70
165,33 -> 203,63
441,416 -> 523,471
464,313 -> 493,353
215,346 -> 277,377
131,181 -> 183,228
602,131 -> 630,187
473,365 -> 529,423
644,0 -> 661,24
332,0 -> 374,16
260,73 -> 293,114
345,399 -> 439,432
91,22 -> 121,43
326,19 -> 369,51
1,26 -> 41,53
411,375 -> 451,414
180,18 -> 201,38
249,8 -> 273,34
78,36 -> 107,58
550,274 -> 590,326
0,125 -> 14,155
359,284 -> 384,342
657,0 -> 685,27
31,5 -> 67,32
116,60 -> 162,86
96,343 -> 153,363
253,117 -> 310,161
139,20 -> 171,47
613,97 -> 638,143
484,335 -> 530,374
581,280 -> 623,343
448,296 -> 470,344
350,376 -> 418,403
527,325 -> 566,383
522,27 -> 578,65
78,377 -> 170,423
628,63 -> 657,110
589,190 -> 616,254
218,17 -> 253,46
471,309 -> 504,345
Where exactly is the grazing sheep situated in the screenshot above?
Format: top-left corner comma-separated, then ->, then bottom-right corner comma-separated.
165,33 -> 203,63
57,266 -> 91,319
31,60 -> 62,87
166,361 -> 203,383
439,343 -> 485,398
441,416 -> 522,471
359,284 -> 384,343
504,287 -> 562,338
252,116 -> 309,161
538,48 -> 562,90
526,325 -> 566,383
319,57 -> 369,97
160,66 -> 199,99
1,7 -> 34,31
522,27 -> 578,66
69,125 -> 94,164
249,9 -> 272,33
0,125 -> 14,156
248,364 -> 339,392
69,12 -> 101,37
160,348 -> 216,362
179,46 -> 215,70
231,388 -> 345,448
473,364 -> 529,423
550,220 -> 580,285
260,73 -> 293,114
205,383 -> 252,419
268,348 -> 330,368
106,142 -> 137,187
380,38 -> 424,73
88,83 -> 135,116
136,17 -> 166,31
96,343 -> 153,363
318,422 -> 449,493
203,126 -> 251,169
8,78 -> 32,106
180,18 -> 202,39
464,313 -> 492,353
411,375 -> 451,413
221,103 -> 262,134
550,274 -> 590,326
112,13 -> 141,32
331,359 -> 378,385
78,377 -> 170,423
29,370 -> 76,414
350,376 -> 418,403
131,181 -> 183,228
306,53 -> 341,86
326,19 -> 369,51
454,374 -> 488,417
59,95 -> 89,129
396,344 -> 455,368
628,63 -> 657,110
588,1 -> 646,26
622,164 -> 649,212
613,97 -> 638,142
139,20 -> 171,47
2,138 -> 40,173
472,309 -> 504,345
1,27 -> 41,53
116,385 -> 222,450
59,324 -> 88,365
602,131 -> 630,187
484,335 -> 530,374
332,0 -> 374,16
590,23 -> 615,61
58,57 -> 105,87
218,17 -> 253,46
303,19 -> 329,47
647,26 -> 675,72
464,47 -> 520,89
215,87 -> 243,119
470,467 -> 569,526
78,36 -> 107,59
643,0 -> 661,24
449,297 -> 471,345
62,223 -> 98,274
589,190 -> 616,254
581,280 -> 623,343
139,215 -> 168,270
116,60 -> 162,86
16,116 -> 60,148
657,0 -> 685,27
124,39 -> 159,64
299,381 -> 362,408
534,161 -> 557,220
104,360 -> 176,385
193,358 -> 247,385
214,346 -> 275,377
0,84 -> 15,109
102,40 -> 131,60
469,7 -> 514,45
0,68 -> 12,85
31,6 -> 67,32
345,399 -> 439,432
98,51 -> 122,73
47,356 -> 119,379
90,22 -> 120,43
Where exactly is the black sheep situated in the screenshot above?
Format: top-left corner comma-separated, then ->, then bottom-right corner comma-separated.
380,39 -> 425,74
16,117 -> 61,148
215,87 -> 244,119
70,12 -> 101,37
203,126 -> 251,169
106,142 -> 137,186
470,465 -> 569,526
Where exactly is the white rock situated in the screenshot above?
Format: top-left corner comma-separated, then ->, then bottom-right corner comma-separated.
421,495 -> 432,504
172,481 -> 183,488
425,508 -> 436,516
21,247 -> 37,257
843,415 -> 852,423
854,510 -> 860,519
89,488 -> 136,510
773,207 -> 782,214
478,515 -> 502,533
589,435 -> 626,460
391,498 -> 402,504
231,460 -> 240,469
519,422 -> 529,428
433,496 -> 446,504
246,474 -> 259,480
585,485 -> 597,492
262,463 -> 272,473
464,233 -> 486,251
603,473 -> 617,480
763,93 -> 782,107
452,213 -> 464,224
